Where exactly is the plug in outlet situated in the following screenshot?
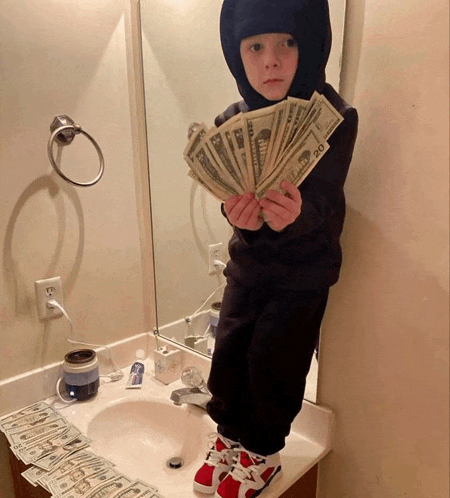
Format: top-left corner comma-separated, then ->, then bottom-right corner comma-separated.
35,277 -> 63,319
208,243 -> 223,275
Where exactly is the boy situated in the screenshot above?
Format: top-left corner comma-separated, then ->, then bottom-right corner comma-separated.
194,0 -> 358,497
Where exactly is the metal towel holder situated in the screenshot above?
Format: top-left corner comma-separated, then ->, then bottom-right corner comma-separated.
47,115 -> 105,187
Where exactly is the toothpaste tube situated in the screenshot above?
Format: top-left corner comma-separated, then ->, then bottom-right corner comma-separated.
126,361 -> 145,389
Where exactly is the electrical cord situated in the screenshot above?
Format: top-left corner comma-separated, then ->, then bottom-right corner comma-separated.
199,323 -> 211,338
185,278 -> 226,326
55,377 -> 76,404
183,266 -> 226,348
48,299 -> 124,403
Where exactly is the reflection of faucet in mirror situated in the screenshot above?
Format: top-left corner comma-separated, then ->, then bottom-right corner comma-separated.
183,284 -> 226,356
170,366 -> 212,410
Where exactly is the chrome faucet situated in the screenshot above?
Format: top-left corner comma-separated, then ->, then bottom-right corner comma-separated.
170,366 -> 211,410
170,386 -> 211,409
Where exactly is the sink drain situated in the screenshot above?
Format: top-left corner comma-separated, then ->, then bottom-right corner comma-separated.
166,457 -> 184,469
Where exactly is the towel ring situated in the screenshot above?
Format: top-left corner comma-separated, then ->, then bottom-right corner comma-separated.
47,115 -> 105,187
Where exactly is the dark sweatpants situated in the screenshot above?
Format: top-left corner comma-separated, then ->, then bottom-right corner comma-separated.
206,278 -> 329,456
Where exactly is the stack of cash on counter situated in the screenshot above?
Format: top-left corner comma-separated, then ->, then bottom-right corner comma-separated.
184,91 -> 343,202
0,401 -> 163,498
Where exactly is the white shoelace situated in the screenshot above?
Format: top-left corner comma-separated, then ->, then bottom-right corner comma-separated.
229,452 -> 265,482
204,433 -> 237,465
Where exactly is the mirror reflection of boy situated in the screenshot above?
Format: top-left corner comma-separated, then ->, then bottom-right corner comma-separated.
194,1 -> 358,497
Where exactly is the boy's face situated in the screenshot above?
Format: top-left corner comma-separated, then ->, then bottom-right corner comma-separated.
240,33 -> 298,101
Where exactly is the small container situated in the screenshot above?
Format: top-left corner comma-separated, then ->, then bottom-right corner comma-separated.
210,301 -> 221,338
154,347 -> 181,385
63,349 -> 99,401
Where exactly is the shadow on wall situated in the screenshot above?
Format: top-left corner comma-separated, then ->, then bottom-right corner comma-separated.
317,206 -> 448,497
2,174 -> 85,318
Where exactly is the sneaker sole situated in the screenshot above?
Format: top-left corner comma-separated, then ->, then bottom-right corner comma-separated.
193,480 -> 217,494
253,466 -> 282,497
214,466 -> 282,498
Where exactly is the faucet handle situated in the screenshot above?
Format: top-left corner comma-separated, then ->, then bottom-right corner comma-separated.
181,366 -> 206,389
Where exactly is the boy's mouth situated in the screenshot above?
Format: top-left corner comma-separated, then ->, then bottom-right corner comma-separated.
264,78 -> 284,84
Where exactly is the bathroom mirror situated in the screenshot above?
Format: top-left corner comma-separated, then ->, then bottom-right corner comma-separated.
139,0 -> 346,402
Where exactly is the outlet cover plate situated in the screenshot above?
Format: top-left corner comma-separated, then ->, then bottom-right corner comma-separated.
35,277 -> 63,319
208,243 -> 223,274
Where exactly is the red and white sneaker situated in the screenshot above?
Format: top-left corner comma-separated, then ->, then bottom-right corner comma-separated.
194,433 -> 241,494
215,450 -> 282,498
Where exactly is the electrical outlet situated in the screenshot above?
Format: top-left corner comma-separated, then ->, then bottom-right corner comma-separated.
208,243 -> 223,275
35,277 -> 63,319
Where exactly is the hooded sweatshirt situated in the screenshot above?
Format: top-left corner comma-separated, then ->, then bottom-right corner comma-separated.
216,0 -> 359,291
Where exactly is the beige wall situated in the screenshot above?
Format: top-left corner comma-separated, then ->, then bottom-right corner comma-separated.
317,0 -> 449,496
0,0 -> 154,381
0,1 -> 154,493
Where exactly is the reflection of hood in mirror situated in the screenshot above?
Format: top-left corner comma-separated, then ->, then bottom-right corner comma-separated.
220,0 -> 332,110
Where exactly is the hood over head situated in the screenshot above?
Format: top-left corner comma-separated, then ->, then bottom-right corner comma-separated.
220,0 -> 332,110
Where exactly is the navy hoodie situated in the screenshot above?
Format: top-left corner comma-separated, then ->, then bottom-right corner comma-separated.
216,0 -> 359,291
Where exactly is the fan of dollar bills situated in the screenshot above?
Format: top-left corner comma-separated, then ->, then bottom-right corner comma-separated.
184,91 -> 344,202
1,401 -> 164,498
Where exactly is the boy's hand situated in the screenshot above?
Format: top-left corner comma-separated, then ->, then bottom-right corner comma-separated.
224,192 -> 264,231
259,180 -> 302,232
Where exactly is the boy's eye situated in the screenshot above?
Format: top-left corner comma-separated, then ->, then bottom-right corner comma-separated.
284,37 -> 297,48
250,43 -> 263,52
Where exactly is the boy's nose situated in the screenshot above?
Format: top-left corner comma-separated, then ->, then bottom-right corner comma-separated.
265,60 -> 280,68
264,48 -> 281,68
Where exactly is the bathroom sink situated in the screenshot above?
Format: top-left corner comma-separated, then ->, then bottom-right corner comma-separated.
47,349 -> 332,498
2,335 -> 333,498
86,399 -> 215,496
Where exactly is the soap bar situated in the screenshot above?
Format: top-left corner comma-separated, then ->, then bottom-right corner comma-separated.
126,361 -> 145,389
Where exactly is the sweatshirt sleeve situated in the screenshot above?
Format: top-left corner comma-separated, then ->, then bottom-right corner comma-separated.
224,106 -> 359,244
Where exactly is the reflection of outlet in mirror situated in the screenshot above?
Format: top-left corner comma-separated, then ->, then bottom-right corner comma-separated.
35,277 -> 63,319
208,243 -> 223,274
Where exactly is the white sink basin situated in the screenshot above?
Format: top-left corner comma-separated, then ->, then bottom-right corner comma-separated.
86,399 -> 215,495
56,370 -> 220,498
